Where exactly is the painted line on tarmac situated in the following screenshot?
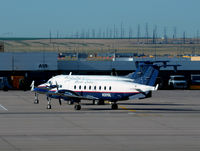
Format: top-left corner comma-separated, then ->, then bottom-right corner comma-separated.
105,101 -> 137,113
105,101 -> 111,104
119,105 -> 137,112
105,101 -> 137,112
0,104 -> 8,111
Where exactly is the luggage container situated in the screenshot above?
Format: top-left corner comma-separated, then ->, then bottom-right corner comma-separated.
11,76 -> 24,89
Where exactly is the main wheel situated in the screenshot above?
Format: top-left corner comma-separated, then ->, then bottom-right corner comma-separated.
47,104 -> 51,109
74,104 -> 81,110
111,103 -> 118,110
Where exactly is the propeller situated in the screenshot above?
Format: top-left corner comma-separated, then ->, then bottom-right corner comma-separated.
59,98 -> 62,105
55,81 -> 59,91
55,81 -> 62,106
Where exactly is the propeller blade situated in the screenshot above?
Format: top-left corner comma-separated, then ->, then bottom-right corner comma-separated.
56,81 -> 59,90
59,98 -> 62,105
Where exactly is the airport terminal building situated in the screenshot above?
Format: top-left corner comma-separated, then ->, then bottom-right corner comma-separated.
0,52 -> 200,89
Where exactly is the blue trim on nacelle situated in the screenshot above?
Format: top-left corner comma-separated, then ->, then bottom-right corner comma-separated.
34,87 -> 49,93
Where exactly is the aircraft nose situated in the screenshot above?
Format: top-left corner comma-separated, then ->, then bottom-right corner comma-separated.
49,88 -> 57,93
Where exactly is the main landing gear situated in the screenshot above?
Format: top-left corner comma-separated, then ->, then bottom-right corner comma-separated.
111,102 -> 118,110
34,93 -> 39,104
74,103 -> 81,110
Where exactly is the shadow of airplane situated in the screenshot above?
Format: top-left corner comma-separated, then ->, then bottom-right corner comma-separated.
83,102 -> 200,113
118,102 -> 199,106
86,107 -> 200,113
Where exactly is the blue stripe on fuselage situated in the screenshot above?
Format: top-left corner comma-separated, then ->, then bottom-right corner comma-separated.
48,91 -> 139,101
79,91 -> 139,101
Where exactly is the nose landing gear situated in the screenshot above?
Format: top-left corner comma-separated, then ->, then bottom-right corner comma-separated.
47,97 -> 52,109
34,93 -> 39,104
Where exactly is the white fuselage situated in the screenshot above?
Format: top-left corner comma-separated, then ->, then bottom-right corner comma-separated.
45,75 -> 156,101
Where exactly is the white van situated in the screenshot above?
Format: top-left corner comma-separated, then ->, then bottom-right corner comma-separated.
168,75 -> 187,89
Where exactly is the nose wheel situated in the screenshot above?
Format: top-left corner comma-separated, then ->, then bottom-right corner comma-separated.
46,97 -> 52,109
47,104 -> 51,109
34,93 -> 39,104
34,99 -> 39,104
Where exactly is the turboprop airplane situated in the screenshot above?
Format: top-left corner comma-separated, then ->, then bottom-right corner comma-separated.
31,61 -> 165,110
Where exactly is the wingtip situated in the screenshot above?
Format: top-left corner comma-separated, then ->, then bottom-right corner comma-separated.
155,84 -> 159,91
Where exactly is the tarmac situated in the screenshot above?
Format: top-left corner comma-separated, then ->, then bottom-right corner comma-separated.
0,90 -> 200,151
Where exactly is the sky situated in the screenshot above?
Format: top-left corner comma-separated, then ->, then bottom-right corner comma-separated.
0,0 -> 200,38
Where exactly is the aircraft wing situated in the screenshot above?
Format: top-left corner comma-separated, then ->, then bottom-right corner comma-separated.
47,89 -> 99,100
136,84 -> 158,93
135,84 -> 158,99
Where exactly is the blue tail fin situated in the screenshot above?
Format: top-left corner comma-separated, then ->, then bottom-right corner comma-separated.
127,61 -> 159,86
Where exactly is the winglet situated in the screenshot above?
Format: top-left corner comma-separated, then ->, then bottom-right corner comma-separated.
154,84 -> 159,91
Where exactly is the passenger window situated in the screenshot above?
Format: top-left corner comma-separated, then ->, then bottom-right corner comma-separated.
74,85 -> 76,89
79,85 -> 81,89
104,86 -> 106,90
109,86 -> 111,90
94,86 -> 96,90
84,86 -> 86,90
89,86 -> 91,90
99,86 -> 101,90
